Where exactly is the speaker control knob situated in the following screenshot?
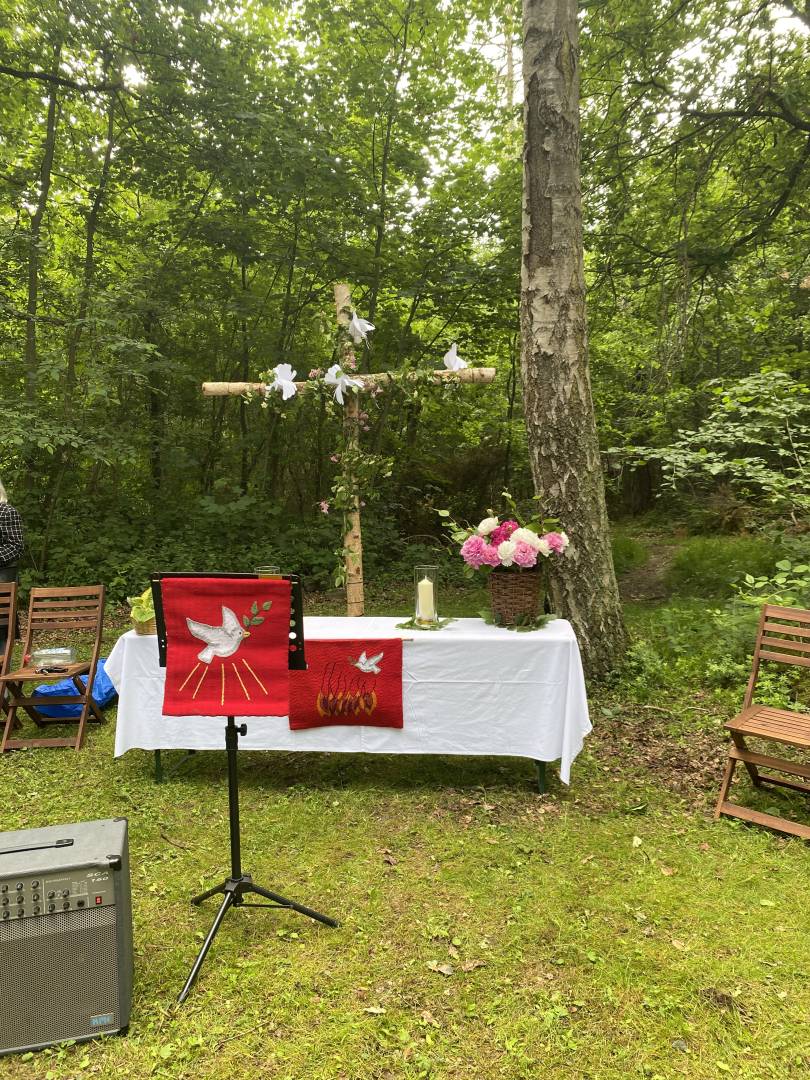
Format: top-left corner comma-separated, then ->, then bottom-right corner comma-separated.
16,883 -> 23,891
0,884 -> 7,893
1,898 -> 8,907
33,906 -> 40,914
17,909 -> 24,918
62,901 -> 70,910
32,893 -> 39,901
62,889 -> 69,898
32,880 -> 39,888
2,911 -> 8,920
47,891 -> 55,899
48,903 -> 55,913
16,896 -> 23,904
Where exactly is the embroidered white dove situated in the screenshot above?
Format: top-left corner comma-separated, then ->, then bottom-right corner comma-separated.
186,606 -> 249,664
324,363 -> 363,405
348,312 -> 375,346
443,343 -> 467,371
267,363 -> 298,401
350,650 -> 384,675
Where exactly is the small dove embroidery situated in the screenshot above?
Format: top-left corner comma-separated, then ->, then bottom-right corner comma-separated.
350,650 -> 384,675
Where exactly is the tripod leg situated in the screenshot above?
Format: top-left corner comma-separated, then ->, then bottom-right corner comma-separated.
190,879 -> 228,906
248,882 -> 339,928
178,890 -> 235,1003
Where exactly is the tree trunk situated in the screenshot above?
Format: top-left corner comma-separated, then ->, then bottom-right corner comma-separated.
520,0 -> 626,678
24,41 -> 61,404
335,283 -> 364,616
66,82 -> 116,397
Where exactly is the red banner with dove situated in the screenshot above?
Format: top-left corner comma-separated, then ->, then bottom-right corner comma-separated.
161,577 -> 292,716
289,638 -> 403,730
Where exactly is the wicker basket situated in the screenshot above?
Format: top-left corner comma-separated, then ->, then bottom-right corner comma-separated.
488,569 -> 542,626
133,617 -> 157,636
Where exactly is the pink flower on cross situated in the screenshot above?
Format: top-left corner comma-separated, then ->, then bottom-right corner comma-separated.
319,500 -> 330,514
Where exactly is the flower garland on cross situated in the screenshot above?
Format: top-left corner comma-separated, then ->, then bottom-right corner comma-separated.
201,283 -> 497,616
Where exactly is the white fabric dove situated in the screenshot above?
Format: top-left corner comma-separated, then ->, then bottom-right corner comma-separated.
267,363 -> 298,401
186,606 -> 248,664
351,650 -> 384,675
443,343 -> 467,371
324,363 -> 363,405
348,312 -> 375,346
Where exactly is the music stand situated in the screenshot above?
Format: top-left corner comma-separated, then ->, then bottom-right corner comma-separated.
151,573 -> 338,1004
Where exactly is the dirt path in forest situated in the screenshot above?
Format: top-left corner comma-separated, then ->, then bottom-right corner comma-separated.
617,541 -> 679,601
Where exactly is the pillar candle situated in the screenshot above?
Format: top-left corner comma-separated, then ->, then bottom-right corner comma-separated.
417,576 -> 435,622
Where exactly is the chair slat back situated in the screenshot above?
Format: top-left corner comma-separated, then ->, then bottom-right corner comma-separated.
0,582 -> 16,675
745,604 -> 810,707
21,586 -> 105,656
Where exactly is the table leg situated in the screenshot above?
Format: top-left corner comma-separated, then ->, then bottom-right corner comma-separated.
154,749 -> 163,783
534,760 -> 546,795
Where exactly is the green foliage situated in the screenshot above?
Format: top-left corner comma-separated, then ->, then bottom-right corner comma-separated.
625,373 -> 810,519
127,587 -> 155,623
664,536 -> 780,599
733,558 -> 810,609
610,531 -> 648,576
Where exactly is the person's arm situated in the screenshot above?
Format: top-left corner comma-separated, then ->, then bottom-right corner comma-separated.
0,504 -> 24,565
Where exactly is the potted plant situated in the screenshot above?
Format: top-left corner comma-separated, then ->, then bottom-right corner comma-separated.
128,587 -> 156,636
440,499 -> 569,627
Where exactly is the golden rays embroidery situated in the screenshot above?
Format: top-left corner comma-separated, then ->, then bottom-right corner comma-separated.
180,657 -> 270,701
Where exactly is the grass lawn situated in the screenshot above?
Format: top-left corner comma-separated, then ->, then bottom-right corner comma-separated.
2,582 -> 810,1079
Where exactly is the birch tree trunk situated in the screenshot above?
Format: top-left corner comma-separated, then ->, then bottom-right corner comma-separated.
521,0 -> 626,678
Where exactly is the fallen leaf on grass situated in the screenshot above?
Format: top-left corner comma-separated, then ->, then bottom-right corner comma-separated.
427,961 -> 454,977
671,938 -> 688,951
659,865 -> 675,876
461,959 -> 486,972
632,835 -> 643,848
448,944 -> 460,959
363,1006 -> 386,1015
381,848 -> 396,866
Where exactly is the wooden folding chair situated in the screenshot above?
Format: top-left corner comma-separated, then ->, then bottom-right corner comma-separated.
0,582 -> 17,727
0,585 -> 105,753
715,604 -> 810,839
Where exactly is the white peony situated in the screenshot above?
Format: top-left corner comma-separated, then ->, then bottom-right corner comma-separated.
476,516 -> 499,537
497,540 -> 517,566
537,537 -> 552,557
558,531 -> 570,550
511,527 -> 542,550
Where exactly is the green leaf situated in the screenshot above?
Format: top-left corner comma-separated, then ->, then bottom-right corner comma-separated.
242,615 -> 250,628
251,616 -> 264,625
251,601 -> 259,614
262,600 -> 272,610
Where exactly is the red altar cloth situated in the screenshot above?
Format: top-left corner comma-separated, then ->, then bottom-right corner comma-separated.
161,577 -> 291,717
289,638 -> 403,730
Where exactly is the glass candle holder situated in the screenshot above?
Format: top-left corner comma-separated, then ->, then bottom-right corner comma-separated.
414,566 -> 439,625
255,565 -> 281,578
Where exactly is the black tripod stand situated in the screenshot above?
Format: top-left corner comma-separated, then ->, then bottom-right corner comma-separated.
178,715 -> 339,1003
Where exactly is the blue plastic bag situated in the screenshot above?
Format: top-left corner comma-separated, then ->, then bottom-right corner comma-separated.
33,658 -> 118,718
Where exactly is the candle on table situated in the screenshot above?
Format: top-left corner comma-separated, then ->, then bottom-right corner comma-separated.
418,576 -> 435,622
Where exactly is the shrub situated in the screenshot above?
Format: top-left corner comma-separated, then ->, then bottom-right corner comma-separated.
611,530 -> 648,576
664,536 -> 779,598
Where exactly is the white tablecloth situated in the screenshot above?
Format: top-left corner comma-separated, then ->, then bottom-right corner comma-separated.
106,617 -> 591,782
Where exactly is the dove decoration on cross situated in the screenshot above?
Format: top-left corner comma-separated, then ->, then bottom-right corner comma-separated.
201,283 -> 496,617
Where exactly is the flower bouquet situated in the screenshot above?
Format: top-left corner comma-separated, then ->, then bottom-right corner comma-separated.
440,502 -> 569,627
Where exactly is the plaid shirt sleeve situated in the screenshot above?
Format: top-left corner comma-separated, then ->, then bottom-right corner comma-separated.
0,504 -> 24,566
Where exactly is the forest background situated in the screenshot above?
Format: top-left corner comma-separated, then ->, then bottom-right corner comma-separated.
1,0 -> 807,602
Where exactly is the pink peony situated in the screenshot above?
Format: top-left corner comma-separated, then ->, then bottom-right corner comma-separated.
544,531 -> 568,554
512,541 -> 538,568
490,520 -> 519,546
460,534 -> 487,568
481,543 -> 502,567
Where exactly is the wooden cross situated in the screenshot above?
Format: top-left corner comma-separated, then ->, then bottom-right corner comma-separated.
202,283 -> 496,616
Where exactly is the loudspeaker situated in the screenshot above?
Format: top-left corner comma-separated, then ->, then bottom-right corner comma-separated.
0,818 -> 133,1056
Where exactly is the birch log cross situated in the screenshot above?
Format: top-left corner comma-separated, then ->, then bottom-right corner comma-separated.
202,283 -> 496,616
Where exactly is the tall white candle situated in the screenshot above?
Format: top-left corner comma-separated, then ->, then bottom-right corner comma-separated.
417,576 -> 435,622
